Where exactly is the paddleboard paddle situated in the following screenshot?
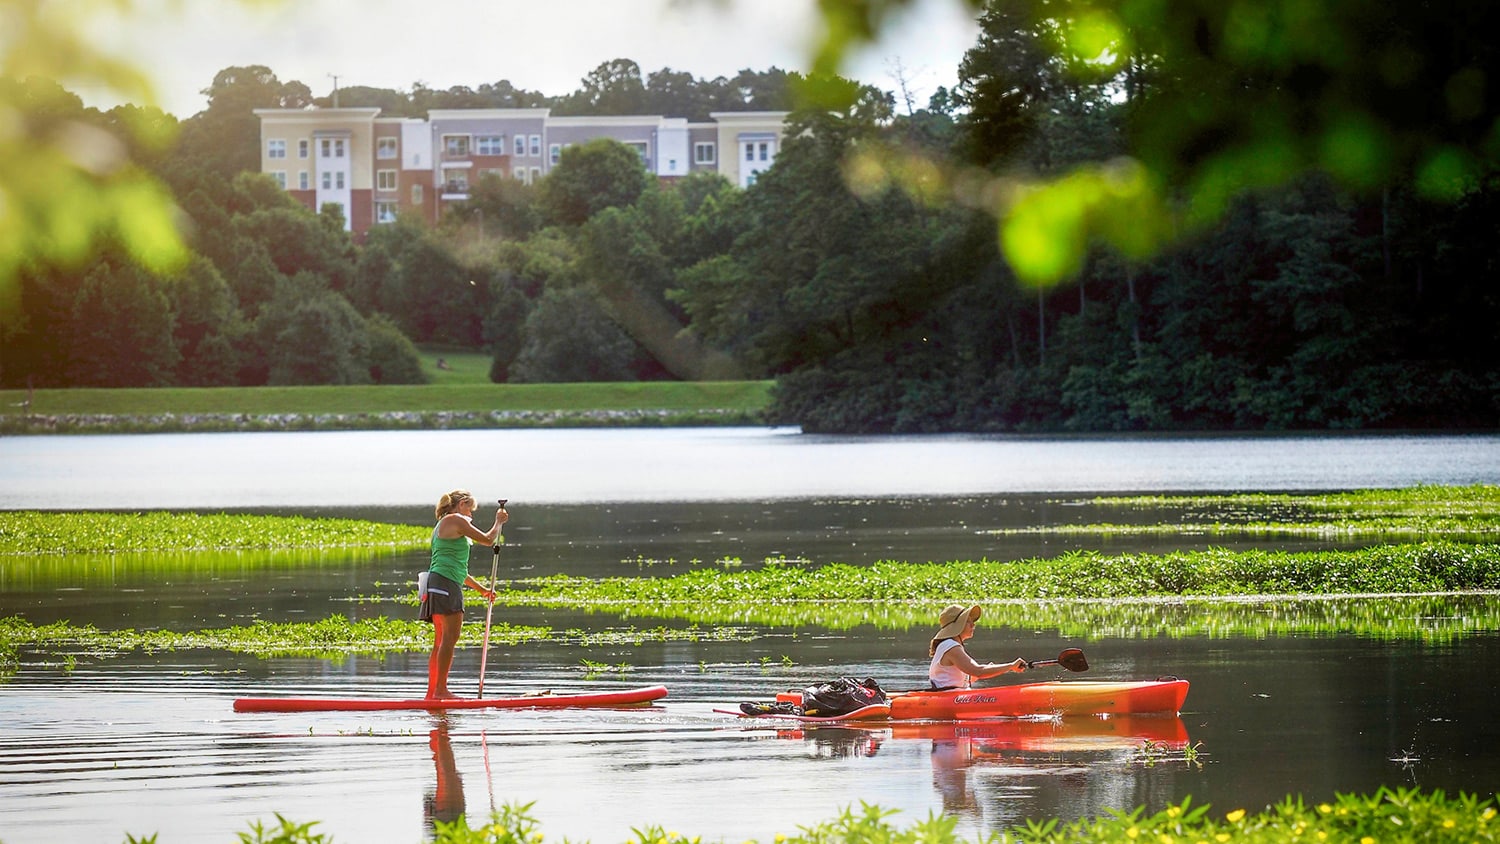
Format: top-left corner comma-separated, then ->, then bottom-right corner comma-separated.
1026,648 -> 1089,672
477,499 -> 506,698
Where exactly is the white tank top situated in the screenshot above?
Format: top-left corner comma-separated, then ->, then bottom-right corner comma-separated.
928,639 -> 971,689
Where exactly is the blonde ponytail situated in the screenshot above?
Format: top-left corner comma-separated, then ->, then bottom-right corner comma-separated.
434,489 -> 473,520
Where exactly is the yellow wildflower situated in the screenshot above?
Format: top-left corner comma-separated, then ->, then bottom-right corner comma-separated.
1317,804 -> 1333,815
1127,828 -> 1139,839
1361,837 -> 1375,844
1215,834 -> 1230,843
1168,806 -> 1182,818
1226,810 -> 1246,823
1484,808 -> 1497,821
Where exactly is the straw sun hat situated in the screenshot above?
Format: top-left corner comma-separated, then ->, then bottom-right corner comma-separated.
932,604 -> 982,643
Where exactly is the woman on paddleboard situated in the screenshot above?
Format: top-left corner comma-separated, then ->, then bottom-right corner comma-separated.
929,604 -> 1026,689
423,490 -> 507,699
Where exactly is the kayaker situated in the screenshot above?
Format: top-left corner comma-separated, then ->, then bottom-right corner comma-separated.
423,490 -> 507,699
929,604 -> 1027,689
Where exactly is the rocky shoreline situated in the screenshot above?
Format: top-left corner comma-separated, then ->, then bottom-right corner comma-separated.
0,408 -> 765,435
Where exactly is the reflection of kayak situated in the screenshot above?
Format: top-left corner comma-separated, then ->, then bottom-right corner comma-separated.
714,703 -> 892,723
233,684 -> 668,713
889,679 -> 1189,719
892,714 -> 1190,750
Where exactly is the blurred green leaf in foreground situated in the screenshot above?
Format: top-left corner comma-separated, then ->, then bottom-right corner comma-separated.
806,0 -> 1499,286
0,0 -> 207,327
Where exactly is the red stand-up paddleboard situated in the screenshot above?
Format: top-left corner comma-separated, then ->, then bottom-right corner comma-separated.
233,684 -> 668,713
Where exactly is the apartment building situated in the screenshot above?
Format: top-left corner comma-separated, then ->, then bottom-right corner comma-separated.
255,107 -> 788,237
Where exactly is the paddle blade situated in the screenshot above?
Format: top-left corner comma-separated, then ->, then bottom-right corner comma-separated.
1057,648 -> 1089,672
1026,648 -> 1090,672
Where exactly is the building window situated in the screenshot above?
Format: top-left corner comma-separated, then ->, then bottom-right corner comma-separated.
745,144 -> 754,162
549,143 -> 561,165
377,138 -> 398,159
759,142 -> 770,161
626,142 -> 648,166
298,139 -> 309,159
668,158 -> 677,172
267,139 -> 286,159
513,165 -> 528,182
475,135 -> 504,155
375,201 -> 398,224
298,171 -> 309,190
514,135 -> 525,156
377,170 -> 397,191
412,184 -> 423,204
320,138 -> 347,158
443,135 -> 470,157
270,171 -> 286,188
442,170 -> 468,192
528,134 -> 541,156
530,167 -> 541,182
694,142 -> 715,164
336,172 -> 345,190
321,171 -> 330,189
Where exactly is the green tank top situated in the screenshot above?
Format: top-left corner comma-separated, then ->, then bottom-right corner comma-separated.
429,531 -> 471,584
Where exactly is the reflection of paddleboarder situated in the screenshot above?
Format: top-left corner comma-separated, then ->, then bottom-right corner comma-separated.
424,720 -> 465,835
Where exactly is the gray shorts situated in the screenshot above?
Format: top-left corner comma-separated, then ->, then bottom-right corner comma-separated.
419,572 -> 464,622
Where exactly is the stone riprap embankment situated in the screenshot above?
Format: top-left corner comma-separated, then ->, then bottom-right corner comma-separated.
1,408 -> 762,435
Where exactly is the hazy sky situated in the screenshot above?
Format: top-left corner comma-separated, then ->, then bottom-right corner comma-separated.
82,0 -> 982,119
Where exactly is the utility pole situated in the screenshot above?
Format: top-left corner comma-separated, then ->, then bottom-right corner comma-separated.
329,73 -> 340,108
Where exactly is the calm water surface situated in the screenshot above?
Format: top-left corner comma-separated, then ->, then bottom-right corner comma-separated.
2,429 -> 1499,842
4,428 -> 1499,509
2,632 -> 1496,844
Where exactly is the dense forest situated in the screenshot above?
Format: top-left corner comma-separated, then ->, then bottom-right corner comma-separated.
1,5 -> 1496,432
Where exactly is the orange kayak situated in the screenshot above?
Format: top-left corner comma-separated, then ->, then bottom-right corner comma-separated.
888,679 -> 1189,719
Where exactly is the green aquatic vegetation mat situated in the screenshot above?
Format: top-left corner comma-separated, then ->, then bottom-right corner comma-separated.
1089,484 -> 1500,512
0,511 -> 430,555
0,613 -> 756,667
502,541 -> 1500,604
488,542 -> 1500,639
561,593 -> 1500,643
0,547 -> 413,591
1008,484 -> 1500,539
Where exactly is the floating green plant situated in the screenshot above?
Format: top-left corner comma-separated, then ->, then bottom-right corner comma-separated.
0,511 -> 430,555
495,592 -> 1500,643
499,542 -> 1500,606
0,547 -> 418,593
470,543 -> 1500,641
0,614 -> 757,664
980,485 -> 1500,541
1088,484 -> 1500,512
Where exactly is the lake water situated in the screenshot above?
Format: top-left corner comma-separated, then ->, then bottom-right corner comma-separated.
1,428 -> 1498,843
4,428 -> 1499,509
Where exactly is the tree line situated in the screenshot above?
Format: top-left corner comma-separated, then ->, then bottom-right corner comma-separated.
2,4 -> 1496,432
